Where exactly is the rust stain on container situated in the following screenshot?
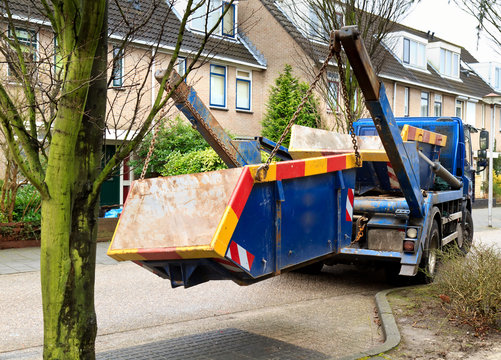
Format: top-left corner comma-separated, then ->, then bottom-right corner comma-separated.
110,168 -> 244,251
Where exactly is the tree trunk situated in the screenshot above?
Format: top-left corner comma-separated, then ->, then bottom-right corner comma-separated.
40,4 -> 107,358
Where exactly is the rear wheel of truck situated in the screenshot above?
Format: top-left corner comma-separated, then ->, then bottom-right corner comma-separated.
418,220 -> 440,283
459,209 -> 473,254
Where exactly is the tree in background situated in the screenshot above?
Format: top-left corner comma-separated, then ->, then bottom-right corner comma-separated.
282,0 -> 415,132
262,64 -> 321,148
453,0 -> 501,51
0,0 -> 234,358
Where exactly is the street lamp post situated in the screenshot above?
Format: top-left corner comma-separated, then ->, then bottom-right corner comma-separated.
482,93 -> 501,228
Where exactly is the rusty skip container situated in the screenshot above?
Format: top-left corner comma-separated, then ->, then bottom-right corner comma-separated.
108,154 -> 358,288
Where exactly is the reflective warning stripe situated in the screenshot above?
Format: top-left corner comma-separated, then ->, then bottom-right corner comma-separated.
226,241 -> 255,272
387,162 -> 399,189
346,188 -> 354,222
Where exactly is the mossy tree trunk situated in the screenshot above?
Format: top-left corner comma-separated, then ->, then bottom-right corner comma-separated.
40,1 -> 107,358
0,1 -> 234,357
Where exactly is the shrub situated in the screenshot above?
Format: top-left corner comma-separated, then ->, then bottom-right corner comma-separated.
261,64 -> 321,148
1,183 -> 42,226
160,148 -> 227,176
433,245 -> 501,334
481,173 -> 501,199
130,116 -> 208,177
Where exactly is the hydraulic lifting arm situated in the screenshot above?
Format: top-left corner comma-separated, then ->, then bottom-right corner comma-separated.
335,26 -> 424,218
155,70 -> 262,168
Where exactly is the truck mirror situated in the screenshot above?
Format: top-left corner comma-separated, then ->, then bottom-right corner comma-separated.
479,130 -> 489,150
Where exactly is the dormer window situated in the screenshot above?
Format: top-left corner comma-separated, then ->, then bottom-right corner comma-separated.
403,37 -> 426,69
222,2 -> 235,37
439,48 -> 459,78
191,0 -> 236,38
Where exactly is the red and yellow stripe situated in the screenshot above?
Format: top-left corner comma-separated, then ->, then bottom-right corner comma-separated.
401,125 -> 447,146
108,153 -> 359,262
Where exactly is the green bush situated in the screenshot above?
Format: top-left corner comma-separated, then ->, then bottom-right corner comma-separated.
481,173 -> 501,199
12,184 -> 41,224
261,64 -> 321,148
161,148 -> 227,176
433,245 -> 501,334
130,116 -> 208,177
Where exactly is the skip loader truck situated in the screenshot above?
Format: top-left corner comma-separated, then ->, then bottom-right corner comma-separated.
107,26 -> 489,288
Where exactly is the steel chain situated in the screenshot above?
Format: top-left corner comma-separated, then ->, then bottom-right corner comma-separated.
255,44 -> 337,180
140,111 -> 165,180
334,51 -> 361,167
256,33 -> 362,180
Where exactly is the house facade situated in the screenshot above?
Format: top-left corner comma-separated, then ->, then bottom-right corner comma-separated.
1,0 -> 500,205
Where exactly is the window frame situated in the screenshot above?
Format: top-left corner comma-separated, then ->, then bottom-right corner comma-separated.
402,37 -> 426,69
191,0 -> 236,38
209,64 -> 227,108
495,67 -> 501,89
326,72 -> 339,113
176,56 -> 187,79
7,27 -> 38,78
404,87 -> 410,116
420,91 -> 429,116
439,48 -> 460,78
455,99 -> 463,118
222,2 -> 236,38
112,46 -> 124,88
235,69 -> 251,111
434,94 -> 442,117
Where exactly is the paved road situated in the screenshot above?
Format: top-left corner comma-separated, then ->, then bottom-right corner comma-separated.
1,206 -> 499,359
0,245 -> 388,359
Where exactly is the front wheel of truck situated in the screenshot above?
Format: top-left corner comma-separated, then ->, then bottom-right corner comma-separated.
418,220 -> 440,283
459,210 -> 473,254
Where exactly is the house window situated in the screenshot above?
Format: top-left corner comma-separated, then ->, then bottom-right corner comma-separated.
495,67 -> 501,90
434,94 -> 442,117
403,38 -> 426,68
210,64 -> 226,108
191,1 -> 236,38
7,27 -> 37,78
326,72 -> 339,112
112,46 -> 123,87
456,99 -> 463,118
420,92 -> 429,116
222,2 -> 235,37
176,57 -> 187,77
439,48 -> 460,78
53,35 -> 63,77
236,70 -> 251,111
404,87 -> 410,116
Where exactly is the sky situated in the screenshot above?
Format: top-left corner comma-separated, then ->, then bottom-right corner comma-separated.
401,0 -> 499,63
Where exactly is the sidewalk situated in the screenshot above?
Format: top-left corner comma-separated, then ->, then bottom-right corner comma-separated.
0,242 -> 117,275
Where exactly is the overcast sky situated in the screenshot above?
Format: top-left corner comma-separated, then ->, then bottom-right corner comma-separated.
401,0 -> 499,63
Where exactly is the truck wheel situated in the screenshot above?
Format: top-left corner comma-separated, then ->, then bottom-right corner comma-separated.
418,220 -> 440,283
459,210 -> 473,254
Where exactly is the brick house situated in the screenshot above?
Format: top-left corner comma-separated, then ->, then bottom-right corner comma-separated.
238,0 -> 500,196
1,0 -> 500,204
0,0 -> 267,206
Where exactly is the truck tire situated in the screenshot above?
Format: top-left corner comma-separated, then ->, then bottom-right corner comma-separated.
418,220 -> 440,283
459,210 -> 473,254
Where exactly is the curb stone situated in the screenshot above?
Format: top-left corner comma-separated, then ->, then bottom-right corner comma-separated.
337,287 -> 410,360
